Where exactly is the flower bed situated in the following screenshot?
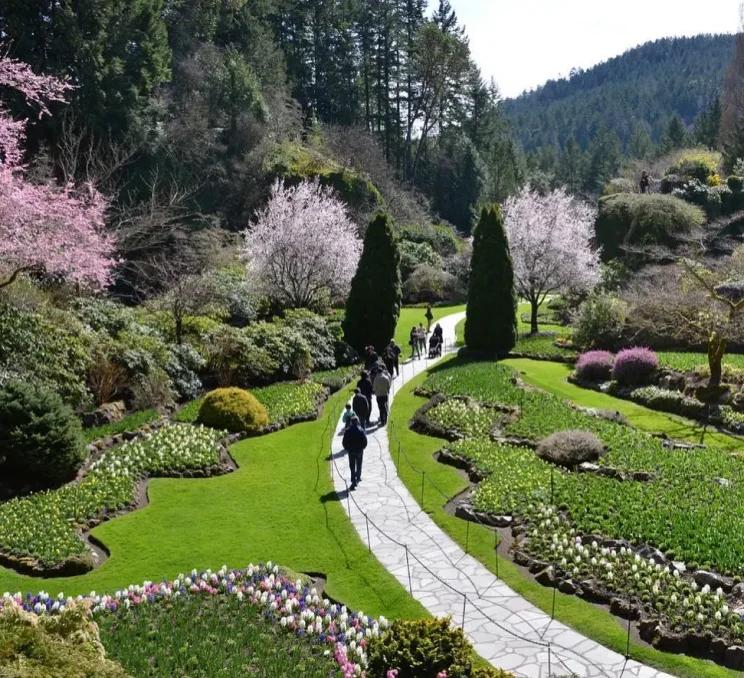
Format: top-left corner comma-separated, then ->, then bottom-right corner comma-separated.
418,358 -> 744,668
419,397 -> 504,440
311,364 -> 360,393
0,562 -> 386,677
0,424 -> 226,574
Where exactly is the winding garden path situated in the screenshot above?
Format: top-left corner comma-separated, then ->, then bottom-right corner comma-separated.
330,312 -> 672,678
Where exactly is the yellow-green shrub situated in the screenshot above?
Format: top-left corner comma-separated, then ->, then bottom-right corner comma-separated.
0,604 -> 128,678
196,387 -> 269,432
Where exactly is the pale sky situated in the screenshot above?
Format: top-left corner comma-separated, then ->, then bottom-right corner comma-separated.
439,0 -> 741,98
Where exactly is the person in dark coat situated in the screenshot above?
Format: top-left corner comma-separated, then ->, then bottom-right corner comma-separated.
364,346 -> 379,370
351,388 -> 370,429
356,370 -> 373,423
342,416 -> 367,490
640,170 -> 650,194
409,326 -> 420,359
433,323 -> 443,340
385,340 -> 401,376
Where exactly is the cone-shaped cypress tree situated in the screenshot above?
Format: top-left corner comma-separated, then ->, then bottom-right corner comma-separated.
343,213 -> 402,352
464,205 -> 517,357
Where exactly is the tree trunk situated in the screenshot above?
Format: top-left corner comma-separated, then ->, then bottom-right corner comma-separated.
530,300 -> 539,335
708,331 -> 727,387
175,315 -> 183,346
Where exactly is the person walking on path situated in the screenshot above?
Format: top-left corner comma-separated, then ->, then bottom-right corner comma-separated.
385,339 -> 401,376
373,367 -> 392,426
409,326 -> 420,359
352,388 -> 370,429
433,323 -> 443,341
417,323 -> 427,355
342,416 -> 367,490
342,402 -> 355,430
356,370 -> 373,419
425,304 -> 434,333
364,345 -> 379,371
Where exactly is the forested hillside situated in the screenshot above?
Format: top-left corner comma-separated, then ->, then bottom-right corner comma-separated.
0,0 -> 520,242
504,34 -> 734,155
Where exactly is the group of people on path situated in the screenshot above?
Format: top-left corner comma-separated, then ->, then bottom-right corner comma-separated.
340,309 -> 445,491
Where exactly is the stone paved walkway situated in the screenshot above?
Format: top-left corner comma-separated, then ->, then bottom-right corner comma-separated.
330,312 -> 674,678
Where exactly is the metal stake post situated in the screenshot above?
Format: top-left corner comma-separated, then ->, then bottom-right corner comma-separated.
365,514 -> 371,552
461,594 -> 467,630
404,546 -> 413,595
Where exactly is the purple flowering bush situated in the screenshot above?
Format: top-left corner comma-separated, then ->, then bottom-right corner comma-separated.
611,347 -> 659,386
575,350 -> 615,382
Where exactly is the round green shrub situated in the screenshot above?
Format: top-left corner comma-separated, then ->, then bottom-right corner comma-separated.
595,194 -> 706,260
367,617 -> 474,677
536,430 -> 605,467
0,381 -> 86,487
197,387 -> 269,432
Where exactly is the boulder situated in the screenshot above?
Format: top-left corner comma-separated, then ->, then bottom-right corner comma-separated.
732,390 -> 744,413
558,579 -> 578,595
637,545 -> 667,565
652,629 -> 687,654
535,568 -> 556,587
711,637 -> 729,659
694,569 -> 734,593
82,400 -> 126,428
658,372 -> 686,391
725,645 -> 744,670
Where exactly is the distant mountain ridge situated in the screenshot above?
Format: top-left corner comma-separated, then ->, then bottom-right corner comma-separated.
503,34 -> 735,153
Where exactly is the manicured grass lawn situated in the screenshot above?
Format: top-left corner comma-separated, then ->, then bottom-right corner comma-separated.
503,358 -> 743,451
388,364 -> 739,678
659,351 -> 744,373
394,305 -> 465,355
98,595 -> 337,677
0,387 -> 424,623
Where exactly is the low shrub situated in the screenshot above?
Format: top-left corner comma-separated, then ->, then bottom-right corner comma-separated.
399,239 -> 443,279
602,177 -> 636,196
0,381 -> 86,487
630,386 -> 707,419
403,264 -> 462,304
197,387 -> 269,432
575,350 -> 615,381
727,175 -> 744,193
535,430 -> 605,467
366,617 -> 474,678
673,179 -> 725,218
611,347 -> 659,386
572,294 -> 628,350
0,604 -> 127,678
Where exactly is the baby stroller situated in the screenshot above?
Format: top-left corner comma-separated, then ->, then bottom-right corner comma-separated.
428,333 -> 442,358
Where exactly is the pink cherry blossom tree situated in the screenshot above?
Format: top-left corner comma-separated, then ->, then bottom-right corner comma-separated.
0,55 -> 117,290
504,186 -> 600,334
242,179 -> 361,310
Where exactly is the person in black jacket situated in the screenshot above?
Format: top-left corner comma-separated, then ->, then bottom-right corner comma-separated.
356,371 -> 373,424
351,388 -> 370,429
342,416 -> 367,490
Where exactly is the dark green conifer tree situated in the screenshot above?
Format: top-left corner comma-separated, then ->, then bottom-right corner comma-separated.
464,205 -> 517,357
343,213 -> 402,352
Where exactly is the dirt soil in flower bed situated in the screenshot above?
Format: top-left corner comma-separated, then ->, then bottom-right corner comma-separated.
435,445 -> 744,670
0,441 -> 238,579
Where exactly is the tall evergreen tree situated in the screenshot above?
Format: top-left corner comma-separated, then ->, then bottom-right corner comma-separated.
694,97 -> 722,150
661,114 -> 688,151
721,29 -> 744,170
343,213 -> 402,352
629,123 -> 654,159
582,125 -> 621,194
464,205 -> 517,357
556,137 -> 584,192
0,0 -> 171,144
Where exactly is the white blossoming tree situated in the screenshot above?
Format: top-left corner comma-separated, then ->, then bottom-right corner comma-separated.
242,179 -> 362,310
505,187 -> 600,334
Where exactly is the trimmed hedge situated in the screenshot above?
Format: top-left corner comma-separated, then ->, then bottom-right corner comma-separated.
595,193 -> 705,260
197,388 -> 269,433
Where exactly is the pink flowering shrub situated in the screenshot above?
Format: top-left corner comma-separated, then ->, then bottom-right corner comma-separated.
575,350 -> 614,382
611,347 -> 659,386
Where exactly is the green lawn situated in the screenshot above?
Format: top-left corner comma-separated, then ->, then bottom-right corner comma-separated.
0,386 -> 424,622
503,358 -> 743,451
388,364 -> 740,678
394,305 -> 465,356
83,409 -> 159,443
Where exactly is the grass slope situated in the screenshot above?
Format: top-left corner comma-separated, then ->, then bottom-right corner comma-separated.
388,362 -> 740,678
503,358 -> 743,451
0,387 -> 423,622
